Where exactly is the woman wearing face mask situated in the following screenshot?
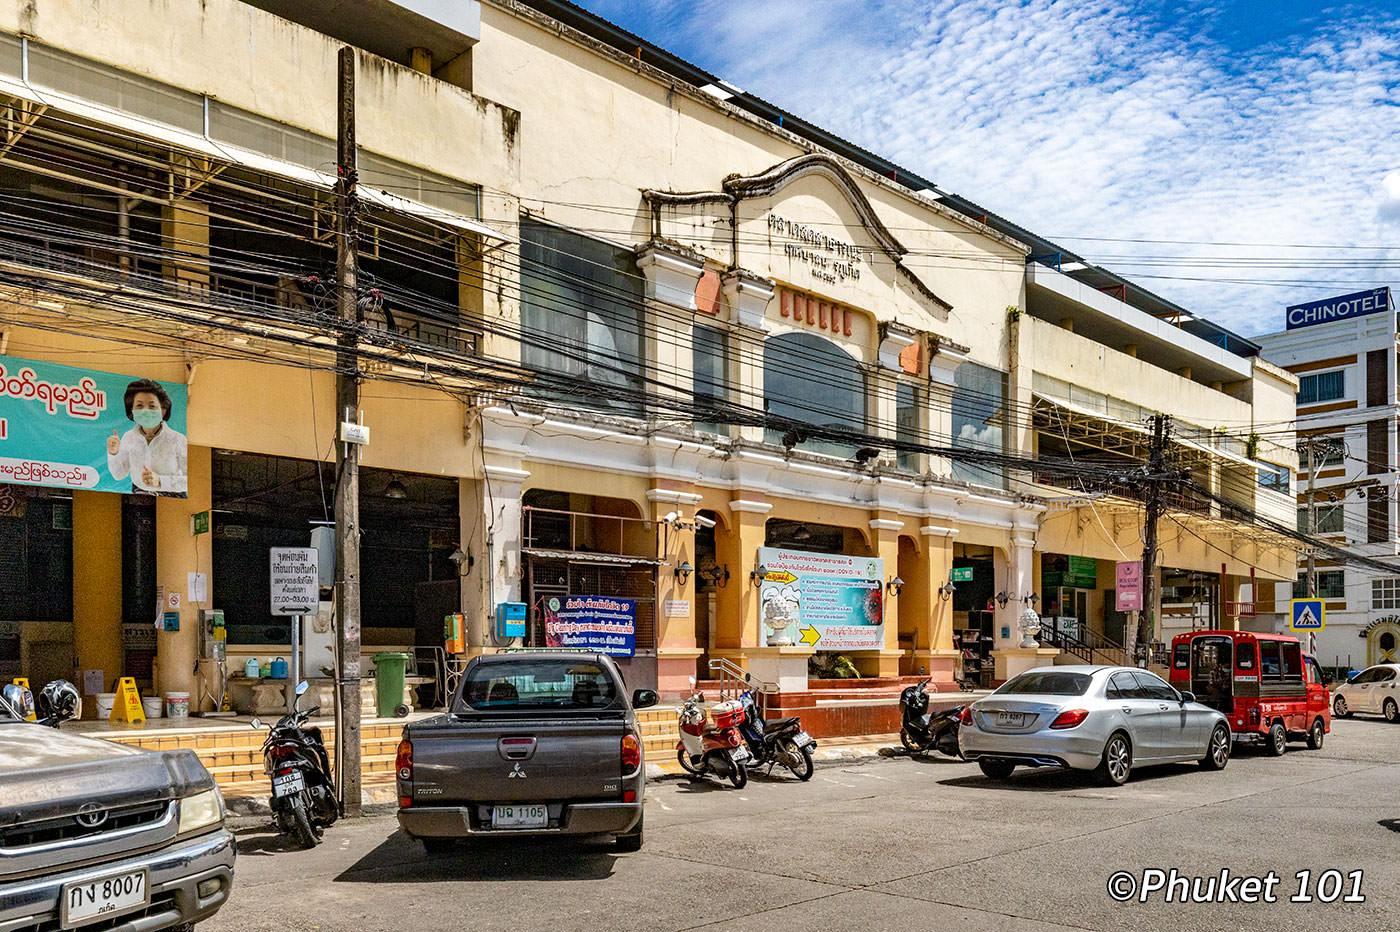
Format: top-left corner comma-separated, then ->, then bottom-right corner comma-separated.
106,378 -> 187,495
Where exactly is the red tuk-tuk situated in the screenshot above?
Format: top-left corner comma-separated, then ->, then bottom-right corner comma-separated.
1168,630 -> 1330,754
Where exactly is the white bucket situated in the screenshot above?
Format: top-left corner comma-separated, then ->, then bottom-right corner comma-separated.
164,691 -> 190,719
141,696 -> 164,719
95,693 -> 116,719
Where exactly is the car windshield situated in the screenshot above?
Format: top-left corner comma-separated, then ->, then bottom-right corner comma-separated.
459,659 -> 618,711
994,670 -> 1092,696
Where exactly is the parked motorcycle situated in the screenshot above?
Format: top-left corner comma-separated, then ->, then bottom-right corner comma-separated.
899,677 -> 963,757
675,688 -> 751,788
736,688 -> 817,780
251,680 -> 337,848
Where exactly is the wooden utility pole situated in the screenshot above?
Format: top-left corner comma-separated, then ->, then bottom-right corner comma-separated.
333,45 -> 362,817
1138,413 -> 1170,665
1305,437 -> 1317,597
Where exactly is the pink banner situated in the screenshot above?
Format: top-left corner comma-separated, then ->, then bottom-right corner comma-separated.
1116,561 -> 1143,611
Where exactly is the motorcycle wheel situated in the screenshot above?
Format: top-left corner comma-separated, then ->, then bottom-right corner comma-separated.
899,727 -> 926,754
729,759 -> 748,789
782,739 -> 814,781
676,748 -> 703,776
289,798 -> 321,849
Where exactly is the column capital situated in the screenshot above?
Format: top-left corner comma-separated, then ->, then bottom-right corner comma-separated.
928,338 -> 970,386
483,464 -> 530,485
646,488 -> 704,506
869,518 -> 904,532
1010,535 -> 1037,549
920,524 -> 959,538
721,268 -> 775,331
728,498 -> 774,515
636,240 -> 706,310
877,320 -> 919,372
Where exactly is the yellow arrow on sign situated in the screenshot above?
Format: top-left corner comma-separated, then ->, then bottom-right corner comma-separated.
764,570 -> 798,584
798,624 -> 821,646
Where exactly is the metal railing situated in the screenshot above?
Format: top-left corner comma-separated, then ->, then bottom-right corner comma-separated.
707,657 -> 777,705
1039,618 -> 1130,667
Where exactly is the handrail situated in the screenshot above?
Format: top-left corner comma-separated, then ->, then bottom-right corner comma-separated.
707,657 -> 777,699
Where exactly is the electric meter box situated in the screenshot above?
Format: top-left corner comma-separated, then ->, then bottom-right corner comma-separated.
495,602 -> 527,639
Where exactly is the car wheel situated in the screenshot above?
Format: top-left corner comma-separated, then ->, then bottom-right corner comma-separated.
1385,699 -> 1399,724
1307,718 -> 1325,749
1096,732 -> 1132,786
1199,724 -> 1231,770
1265,721 -> 1287,756
1333,695 -> 1351,718
615,813 -> 643,852
977,758 -> 1015,780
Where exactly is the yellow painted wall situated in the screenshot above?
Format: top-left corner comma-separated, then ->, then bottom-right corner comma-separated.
70,491 -> 124,713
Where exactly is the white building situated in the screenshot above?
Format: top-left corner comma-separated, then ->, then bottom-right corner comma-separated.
1256,287 -> 1400,671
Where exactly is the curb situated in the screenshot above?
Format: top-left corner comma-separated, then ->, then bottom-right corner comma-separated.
646,733 -> 904,781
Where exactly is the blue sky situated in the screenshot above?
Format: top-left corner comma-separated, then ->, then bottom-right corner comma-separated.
572,0 -> 1400,337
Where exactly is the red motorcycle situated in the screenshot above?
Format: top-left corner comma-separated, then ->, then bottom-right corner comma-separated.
675,686 -> 750,788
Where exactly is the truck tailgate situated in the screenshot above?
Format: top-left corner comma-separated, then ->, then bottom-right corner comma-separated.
408,715 -> 629,804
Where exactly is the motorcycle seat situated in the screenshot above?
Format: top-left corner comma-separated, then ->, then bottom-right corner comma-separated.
765,716 -> 801,733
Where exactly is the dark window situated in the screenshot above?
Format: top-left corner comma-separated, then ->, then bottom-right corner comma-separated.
896,382 -> 921,471
1377,667 -> 1397,683
1294,571 -> 1344,599
763,332 -> 865,456
1298,503 -> 1343,534
1172,643 -> 1189,670
1368,419 -> 1389,475
1304,656 -> 1322,684
1133,672 -> 1180,701
1350,668 -> 1376,684
1106,671 -> 1144,699
1367,349 -> 1388,407
1299,438 -> 1343,471
1280,641 -> 1303,680
1259,641 -> 1283,679
0,489 -> 73,623
458,660 -> 618,711
1297,370 -> 1345,405
692,323 -> 728,435
994,670 -> 1091,696
520,218 -> 644,414
952,362 -> 1007,489
1258,465 -> 1290,492
1237,642 -> 1256,670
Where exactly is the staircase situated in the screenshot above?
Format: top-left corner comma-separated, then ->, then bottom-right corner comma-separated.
1040,619 -> 1130,667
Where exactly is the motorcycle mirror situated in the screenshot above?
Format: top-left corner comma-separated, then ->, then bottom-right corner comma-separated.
688,676 -> 696,686
249,717 -> 263,729
295,680 -> 310,697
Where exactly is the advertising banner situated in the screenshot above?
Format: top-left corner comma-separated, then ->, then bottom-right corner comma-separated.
1116,561 -> 1143,611
0,355 -> 188,497
1285,287 -> 1390,330
542,595 -> 636,657
757,547 -> 884,650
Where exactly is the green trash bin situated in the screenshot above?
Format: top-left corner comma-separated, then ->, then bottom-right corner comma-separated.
372,652 -> 411,718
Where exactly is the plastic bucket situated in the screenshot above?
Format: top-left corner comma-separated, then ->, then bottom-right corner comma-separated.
141,696 -> 164,719
164,691 -> 190,719
95,693 -> 117,719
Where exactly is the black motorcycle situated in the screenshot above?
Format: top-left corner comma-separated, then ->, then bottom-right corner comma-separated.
899,677 -> 963,757
737,689 -> 818,780
251,680 -> 337,848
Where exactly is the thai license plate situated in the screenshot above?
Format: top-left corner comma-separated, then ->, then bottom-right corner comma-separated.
62,868 -> 148,928
491,804 -> 547,829
995,711 -> 1026,727
794,731 -> 815,748
272,770 -> 305,798
731,746 -> 751,763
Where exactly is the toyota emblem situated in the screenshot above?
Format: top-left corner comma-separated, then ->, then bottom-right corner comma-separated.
75,803 -> 108,828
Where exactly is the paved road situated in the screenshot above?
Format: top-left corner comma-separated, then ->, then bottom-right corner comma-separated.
210,717 -> 1399,932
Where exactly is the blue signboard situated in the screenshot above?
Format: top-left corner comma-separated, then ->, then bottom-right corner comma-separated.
1285,287 -> 1391,330
1290,598 -> 1325,631
542,595 -> 636,657
0,355 -> 188,497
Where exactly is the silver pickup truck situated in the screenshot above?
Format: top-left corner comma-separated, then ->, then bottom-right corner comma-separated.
396,651 -> 658,852
0,684 -> 234,932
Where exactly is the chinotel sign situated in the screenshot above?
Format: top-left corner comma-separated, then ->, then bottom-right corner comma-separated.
767,213 -> 866,286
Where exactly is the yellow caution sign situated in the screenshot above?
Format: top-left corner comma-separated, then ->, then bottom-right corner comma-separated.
10,678 -> 35,720
109,677 -> 146,724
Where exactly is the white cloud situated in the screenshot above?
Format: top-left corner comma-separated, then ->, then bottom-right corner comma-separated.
591,1 -> 1400,337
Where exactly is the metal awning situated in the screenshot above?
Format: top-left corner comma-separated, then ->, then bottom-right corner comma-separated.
1033,392 -> 1260,470
522,548 -> 664,566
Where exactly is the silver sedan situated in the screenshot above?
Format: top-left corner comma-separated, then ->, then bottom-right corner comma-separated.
958,665 -> 1231,785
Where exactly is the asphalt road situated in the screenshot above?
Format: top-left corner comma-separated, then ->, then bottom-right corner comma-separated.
209,716 -> 1400,932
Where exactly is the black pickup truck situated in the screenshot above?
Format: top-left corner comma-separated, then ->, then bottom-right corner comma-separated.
396,651 -> 657,852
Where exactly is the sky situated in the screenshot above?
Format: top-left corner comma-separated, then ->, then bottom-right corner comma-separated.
571,0 -> 1400,338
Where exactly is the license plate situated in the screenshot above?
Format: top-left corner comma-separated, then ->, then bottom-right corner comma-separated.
994,711 -> 1025,727
491,804 -> 547,829
272,771 -> 305,798
731,746 -> 751,763
794,731 -> 815,748
62,868 -> 148,928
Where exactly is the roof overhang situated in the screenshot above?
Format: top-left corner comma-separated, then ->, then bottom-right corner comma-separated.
239,1 -> 481,67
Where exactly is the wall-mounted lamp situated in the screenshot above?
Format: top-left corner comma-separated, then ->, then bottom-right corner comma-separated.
700,564 -> 730,588
674,561 -> 693,586
383,474 -> 408,500
886,575 -> 904,597
750,563 -> 768,587
1024,592 -> 1040,607
448,546 -> 473,576
938,580 -> 956,602
995,591 -> 1011,607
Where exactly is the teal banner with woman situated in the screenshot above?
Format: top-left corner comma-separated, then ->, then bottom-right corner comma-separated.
0,355 -> 188,497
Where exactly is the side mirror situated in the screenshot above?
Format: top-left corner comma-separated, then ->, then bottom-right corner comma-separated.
1322,674 -> 1334,686
632,688 -> 659,709
1179,691 -> 1195,704
250,717 -> 263,730
688,676 -> 697,686
295,680 -> 310,696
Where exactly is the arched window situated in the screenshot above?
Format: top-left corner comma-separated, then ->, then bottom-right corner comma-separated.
763,332 -> 864,455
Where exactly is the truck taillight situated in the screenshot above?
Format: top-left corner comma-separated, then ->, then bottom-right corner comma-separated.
396,739 -> 413,781
621,733 -> 641,772
1248,707 -> 1261,726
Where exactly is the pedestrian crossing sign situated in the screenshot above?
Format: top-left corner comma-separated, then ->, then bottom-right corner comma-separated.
1290,598 -> 1325,631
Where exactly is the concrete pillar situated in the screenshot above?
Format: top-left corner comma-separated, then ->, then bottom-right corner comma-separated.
722,271 -> 773,444
908,524 -> 959,685
636,243 -> 704,407
71,491 -> 124,716
469,464 -> 528,654
410,47 -> 433,74
154,445 -> 212,701
161,201 -> 210,291
714,499 -> 770,652
475,194 -> 521,364
928,346 -> 965,478
992,533 -> 1057,682
862,516 -> 904,678
648,487 -> 704,694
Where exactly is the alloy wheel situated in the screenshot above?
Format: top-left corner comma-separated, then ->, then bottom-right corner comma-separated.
1105,735 -> 1131,784
1211,727 -> 1230,767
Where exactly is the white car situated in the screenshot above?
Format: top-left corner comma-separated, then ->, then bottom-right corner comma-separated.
1332,663 -> 1400,722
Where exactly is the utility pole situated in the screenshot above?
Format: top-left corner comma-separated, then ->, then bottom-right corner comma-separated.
1138,413 -> 1170,666
333,45 -> 362,817
1305,437 -> 1317,598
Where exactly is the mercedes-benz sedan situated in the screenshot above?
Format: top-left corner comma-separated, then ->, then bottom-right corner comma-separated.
958,665 -> 1231,785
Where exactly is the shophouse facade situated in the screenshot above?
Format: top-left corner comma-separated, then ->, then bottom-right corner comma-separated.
1256,288 -> 1400,670
0,0 -> 1301,714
